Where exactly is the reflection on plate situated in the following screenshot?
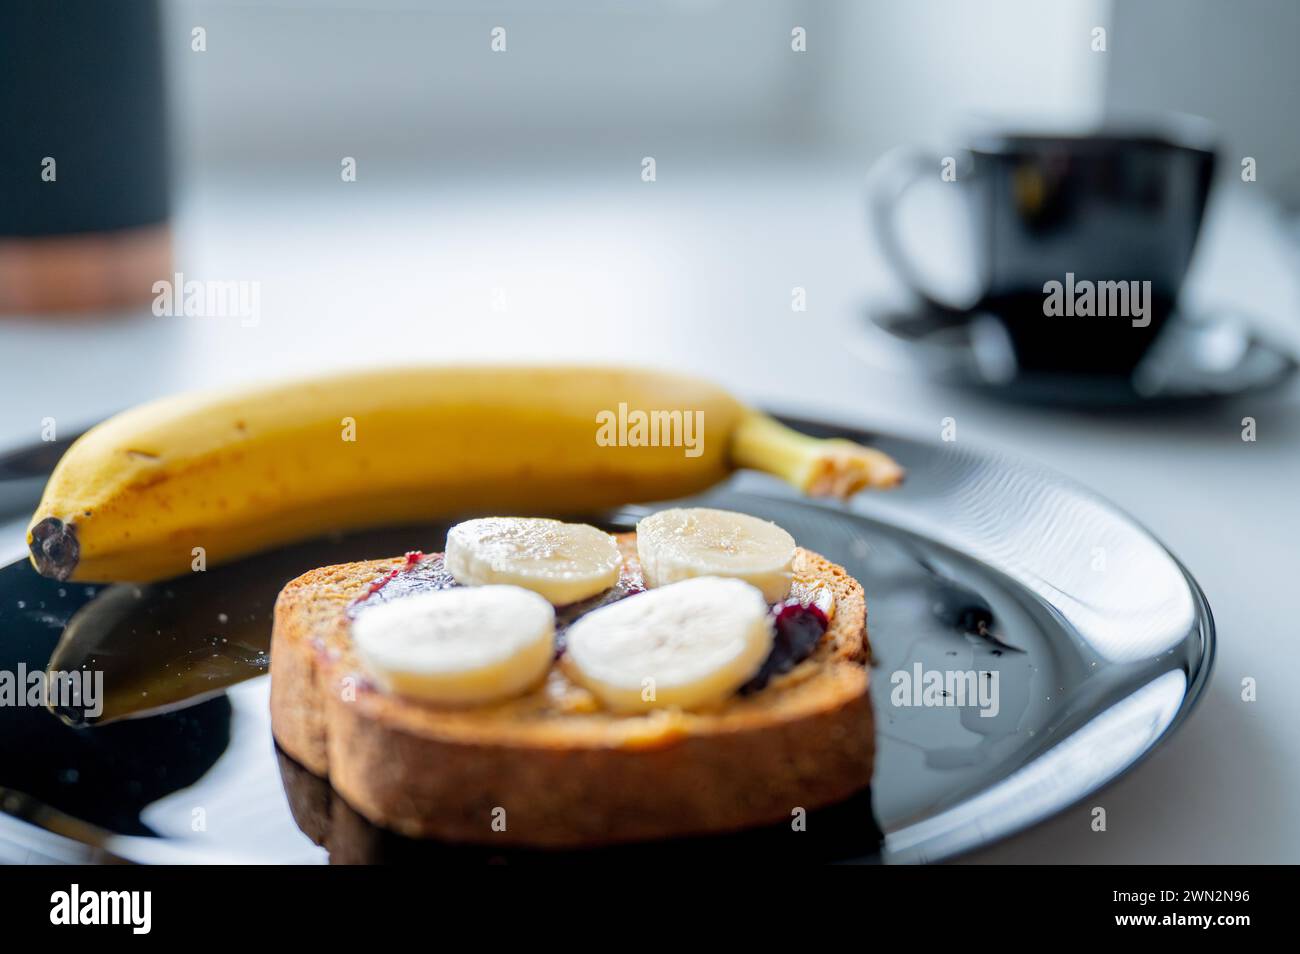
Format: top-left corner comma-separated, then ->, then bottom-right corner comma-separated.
0,418 -> 1214,863
276,745 -> 883,864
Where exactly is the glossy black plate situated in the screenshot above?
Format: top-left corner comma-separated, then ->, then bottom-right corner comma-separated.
0,417 -> 1214,863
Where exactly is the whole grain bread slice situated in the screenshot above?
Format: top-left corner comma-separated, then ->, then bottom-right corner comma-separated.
270,533 -> 873,847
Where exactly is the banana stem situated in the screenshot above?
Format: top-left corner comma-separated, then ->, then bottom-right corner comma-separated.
729,412 -> 904,499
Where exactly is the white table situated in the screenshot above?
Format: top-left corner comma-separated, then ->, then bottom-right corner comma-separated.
3,158 -> 1298,862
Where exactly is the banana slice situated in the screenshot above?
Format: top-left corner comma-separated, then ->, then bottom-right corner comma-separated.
352,585 -> 555,706
445,517 -> 622,605
563,576 -> 773,713
636,508 -> 795,603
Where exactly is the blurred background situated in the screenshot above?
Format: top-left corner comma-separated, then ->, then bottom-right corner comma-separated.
3,0 -> 1300,862
6,0 -> 1300,431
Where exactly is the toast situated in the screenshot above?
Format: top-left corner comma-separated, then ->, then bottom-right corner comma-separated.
270,533 -> 873,847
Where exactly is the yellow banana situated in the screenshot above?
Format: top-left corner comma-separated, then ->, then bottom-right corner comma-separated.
27,365 -> 903,583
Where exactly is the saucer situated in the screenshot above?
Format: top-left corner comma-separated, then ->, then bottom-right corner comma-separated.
864,301 -> 1298,408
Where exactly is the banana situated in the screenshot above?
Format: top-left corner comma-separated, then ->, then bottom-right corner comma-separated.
351,585 -> 555,706
445,517 -> 621,605
563,576 -> 773,713
27,364 -> 904,583
637,507 -> 795,603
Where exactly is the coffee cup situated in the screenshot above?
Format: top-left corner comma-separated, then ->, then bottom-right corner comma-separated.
867,120 -> 1217,376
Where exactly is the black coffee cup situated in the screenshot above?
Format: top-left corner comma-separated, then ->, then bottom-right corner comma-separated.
868,121 -> 1217,377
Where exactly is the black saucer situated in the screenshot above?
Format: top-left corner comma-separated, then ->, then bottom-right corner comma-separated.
864,301 -> 1298,408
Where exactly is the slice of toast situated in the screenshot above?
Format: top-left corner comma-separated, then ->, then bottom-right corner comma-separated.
270,533 -> 873,847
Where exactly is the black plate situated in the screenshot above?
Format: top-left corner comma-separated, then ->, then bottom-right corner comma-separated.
0,418 -> 1214,863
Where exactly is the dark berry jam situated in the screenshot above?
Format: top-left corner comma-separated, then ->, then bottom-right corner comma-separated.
552,571 -> 645,657
348,551 -> 451,616
741,599 -> 830,694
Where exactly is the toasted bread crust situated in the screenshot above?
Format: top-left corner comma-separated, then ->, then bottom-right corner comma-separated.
270,533 -> 873,846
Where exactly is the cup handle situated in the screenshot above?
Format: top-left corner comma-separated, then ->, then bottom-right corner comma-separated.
867,147 -> 974,325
